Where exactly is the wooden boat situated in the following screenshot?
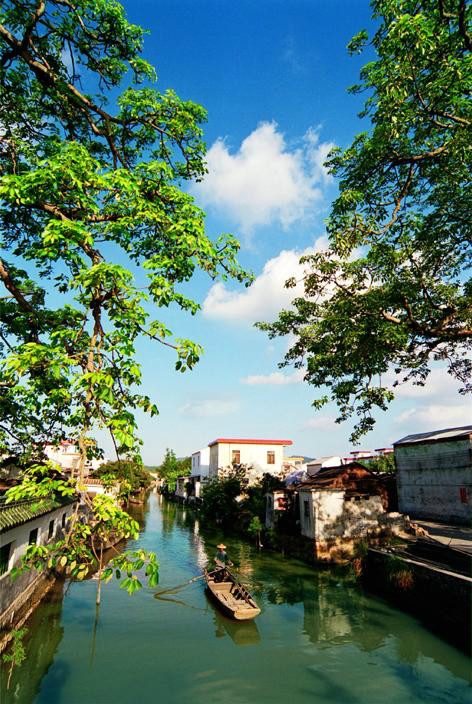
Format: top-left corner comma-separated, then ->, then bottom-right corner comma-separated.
204,567 -> 261,621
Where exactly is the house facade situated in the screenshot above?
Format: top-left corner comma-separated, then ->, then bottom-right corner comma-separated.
191,447 -> 210,479
0,495 -> 77,637
394,425 -> 472,525
208,438 -> 292,480
44,440 -> 105,475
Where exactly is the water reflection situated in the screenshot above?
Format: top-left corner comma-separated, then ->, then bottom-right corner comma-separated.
194,524 -> 472,686
207,595 -> 261,646
0,581 -> 65,704
6,495 -> 471,704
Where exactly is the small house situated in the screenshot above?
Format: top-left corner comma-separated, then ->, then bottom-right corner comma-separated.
298,463 -> 387,560
394,425 -> 472,525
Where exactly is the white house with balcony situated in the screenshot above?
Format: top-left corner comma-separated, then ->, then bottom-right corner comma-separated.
44,440 -> 105,475
208,438 -> 293,480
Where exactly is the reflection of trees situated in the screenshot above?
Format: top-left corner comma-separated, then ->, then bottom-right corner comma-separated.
126,494 -> 150,530
0,581 -> 66,704
160,499 -> 177,535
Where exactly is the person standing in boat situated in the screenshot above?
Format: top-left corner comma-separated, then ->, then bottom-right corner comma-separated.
215,543 -> 233,569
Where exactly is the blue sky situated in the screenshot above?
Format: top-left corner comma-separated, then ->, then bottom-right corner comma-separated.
95,0 -> 468,464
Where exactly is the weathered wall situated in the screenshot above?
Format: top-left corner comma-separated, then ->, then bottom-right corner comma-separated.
298,489 -> 386,560
0,571 -> 57,652
396,438 -> 472,524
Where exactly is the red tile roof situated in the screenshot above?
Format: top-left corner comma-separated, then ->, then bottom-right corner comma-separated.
208,438 -> 292,447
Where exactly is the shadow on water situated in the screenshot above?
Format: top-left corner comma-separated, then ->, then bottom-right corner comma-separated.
205,592 -> 261,646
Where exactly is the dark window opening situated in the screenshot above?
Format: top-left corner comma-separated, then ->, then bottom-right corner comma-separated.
62,513 -> 67,528
29,528 -> 38,545
48,520 -> 55,539
0,542 -> 12,576
304,500 -> 310,518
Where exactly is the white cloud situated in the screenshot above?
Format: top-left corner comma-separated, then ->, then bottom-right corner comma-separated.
385,366 -> 462,399
192,122 -> 335,234
395,402 -> 471,428
303,416 -> 336,430
240,369 -> 304,386
203,236 -> 328,323
178,399 -> 239,418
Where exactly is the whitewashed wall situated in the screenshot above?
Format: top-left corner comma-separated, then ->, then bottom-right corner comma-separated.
191,447 -> 210,478
0,502 -> 76,577
208,442 -> 287,478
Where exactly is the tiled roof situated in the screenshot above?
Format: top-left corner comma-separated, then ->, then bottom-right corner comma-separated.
0,496 -> 75,533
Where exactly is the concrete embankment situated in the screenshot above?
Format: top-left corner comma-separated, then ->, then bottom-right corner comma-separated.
362,548 -> 471,653
0,570 -> 58,652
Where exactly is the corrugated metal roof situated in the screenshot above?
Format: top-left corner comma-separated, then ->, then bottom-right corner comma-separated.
394,425 -> 472,446
0,496 -> 75,533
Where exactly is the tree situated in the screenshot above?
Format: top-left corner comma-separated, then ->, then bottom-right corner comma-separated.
259,0 -> 471,441
200,476 -> 241,524
364,453 -> 396,473
95,458 -> 151,499
0,1 -> 248,597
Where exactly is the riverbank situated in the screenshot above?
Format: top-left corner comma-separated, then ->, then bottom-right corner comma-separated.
2,494 -> 470,704
170,494 -> 472,654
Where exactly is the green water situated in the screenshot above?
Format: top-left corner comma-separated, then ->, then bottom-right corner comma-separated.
2,494 -> 471,704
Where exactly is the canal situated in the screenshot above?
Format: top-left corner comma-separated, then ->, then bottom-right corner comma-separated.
2,494 -> 471,704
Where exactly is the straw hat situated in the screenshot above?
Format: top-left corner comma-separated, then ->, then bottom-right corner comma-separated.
217,543 -> 226,549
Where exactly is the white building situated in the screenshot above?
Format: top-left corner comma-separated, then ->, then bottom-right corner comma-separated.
306,456 -> 342,477
44,440 -> 105,474
185,447 -> 211,500
208,438 -> 293,480
191,447 -> 210,479
0,496 -> 77,625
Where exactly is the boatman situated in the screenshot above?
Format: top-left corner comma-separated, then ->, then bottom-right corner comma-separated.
215,543 -> 233,568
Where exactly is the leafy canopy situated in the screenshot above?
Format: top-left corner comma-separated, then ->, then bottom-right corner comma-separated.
0,0 -> 248,596
259,0 -> 472,441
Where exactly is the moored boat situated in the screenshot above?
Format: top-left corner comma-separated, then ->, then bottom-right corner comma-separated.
204,567 -> 261,621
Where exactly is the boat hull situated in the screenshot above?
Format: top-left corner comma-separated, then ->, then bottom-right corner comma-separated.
204,568 -> 261,621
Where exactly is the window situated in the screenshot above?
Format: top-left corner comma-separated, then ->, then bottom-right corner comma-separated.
62,513 -> 67,528
303,500 -> 310,518
48,520 -> 55,539
29,528 -> 38,545
267,451 -> 275,465
232,450 -> 240,464
0,542 -> 12,576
